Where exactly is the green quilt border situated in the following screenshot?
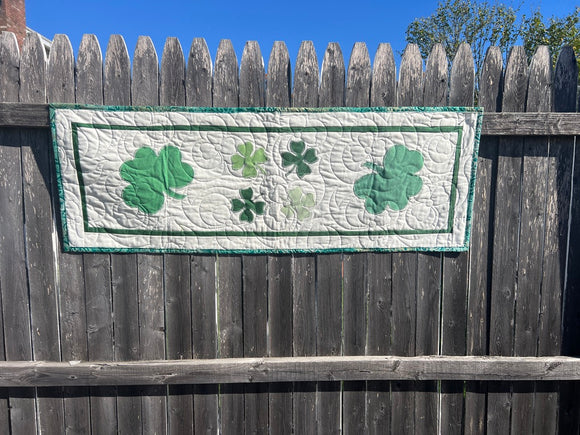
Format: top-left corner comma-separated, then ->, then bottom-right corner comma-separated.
50,104 -> 484,254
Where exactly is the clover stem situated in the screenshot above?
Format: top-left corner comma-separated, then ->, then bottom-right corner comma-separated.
166,189 -> 185,200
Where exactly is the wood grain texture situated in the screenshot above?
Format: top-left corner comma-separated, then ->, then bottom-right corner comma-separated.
511,45 -> 551,435
291,40 -> 319,435
556,45 -> 580,434
159,36 -> 192,435
186,37 -> 219,435
7,103 -> 580,136
441,42 -> 474,435
391,43 -> 422,435
239,41 -> 269,435
75,33 -> 118,435
416,42 -> 447,435
488,45 -> 528,435
371,43 -> 396,107
104,34 -> 142,435
464,45 -> 501,435
0,31 -> 37,435
317,41 -> 345,435
343,41 -> 371,435
367,42 -> 396,435
48,33 -> 91,435
265,40 -> 293,435
133,35 -> 170,435
213,39 -> 244,435
20,31 -> 65,434
0,356 -> 579,386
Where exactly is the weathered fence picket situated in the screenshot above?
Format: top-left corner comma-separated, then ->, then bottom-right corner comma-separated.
441,42 -> 474,434
266,40 -> 294,435
0,31 -> 37,435
316,41 -> 344,435
291,40 -> 318,435
366,42 -> 395,435
416,42 -> 446,435
391,42 -> 422,435
464,44 -> 501,435
0,31 -> 579,434
555,45 -> 580,433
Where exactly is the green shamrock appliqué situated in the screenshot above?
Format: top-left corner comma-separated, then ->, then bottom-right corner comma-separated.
231,187 -> 266,223
120,145 -> 194,214
281,187 -> 315,221
354,144 -> 424,214
231,141 -> 268,178
281,140 -> 318,178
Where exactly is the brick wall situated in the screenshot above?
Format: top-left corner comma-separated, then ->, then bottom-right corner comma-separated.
0,0 -> 26,48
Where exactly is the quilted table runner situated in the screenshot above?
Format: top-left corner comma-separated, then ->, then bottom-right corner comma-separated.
50,105 -> 482,253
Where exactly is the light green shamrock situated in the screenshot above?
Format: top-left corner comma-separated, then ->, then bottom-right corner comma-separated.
281,187 -> 315,221
231,141 -> 268,178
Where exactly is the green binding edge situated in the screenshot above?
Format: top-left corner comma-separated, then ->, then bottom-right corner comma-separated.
49,103 -> 484,254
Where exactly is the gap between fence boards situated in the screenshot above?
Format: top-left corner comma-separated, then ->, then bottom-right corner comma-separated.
1,103 -> 580,136
0,355 -> 578,387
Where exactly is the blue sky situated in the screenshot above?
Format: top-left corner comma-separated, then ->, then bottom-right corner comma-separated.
27,0 -> 576,67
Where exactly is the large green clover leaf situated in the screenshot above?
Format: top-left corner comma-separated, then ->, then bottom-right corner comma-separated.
354,144 -> 424,214
231,141 -> 268,178
231,187 -> 266,223
281,140 -> 318,178
281,187 -> 315,221
120,145 -> 194,214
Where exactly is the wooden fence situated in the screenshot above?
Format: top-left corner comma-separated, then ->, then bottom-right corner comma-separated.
0,30 -> 579,434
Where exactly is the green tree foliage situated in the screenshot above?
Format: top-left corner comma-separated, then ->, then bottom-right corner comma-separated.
405,0 -> 519,75
522,7 -> 580,69
406,1 -> 580,73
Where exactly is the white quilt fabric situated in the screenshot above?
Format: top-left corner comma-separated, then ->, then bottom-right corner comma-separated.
51,106 -> 482,253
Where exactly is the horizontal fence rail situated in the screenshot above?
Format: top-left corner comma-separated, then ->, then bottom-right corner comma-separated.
3,102 -> 580,135
0,356 -> 579,387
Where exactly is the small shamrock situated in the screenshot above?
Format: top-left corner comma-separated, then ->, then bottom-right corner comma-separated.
120,145 -> 194,214
354,144 -> 423,214
231,141 -> 268,178
281,140 -> 318,178
231,187 -> 266,223
281,187 -> 315,221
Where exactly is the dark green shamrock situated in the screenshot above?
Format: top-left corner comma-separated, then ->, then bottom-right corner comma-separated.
354,144 -> 424,214
231,187 -> 266,223
281,140 -> 318,178
120,145 -> 194,214
231,141 -> 268,178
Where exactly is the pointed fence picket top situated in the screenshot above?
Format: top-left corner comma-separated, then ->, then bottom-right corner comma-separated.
0,32 -> 578,434
186,37 -> 213,106
293,40 -> 318,107
371,42 -> 396,107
